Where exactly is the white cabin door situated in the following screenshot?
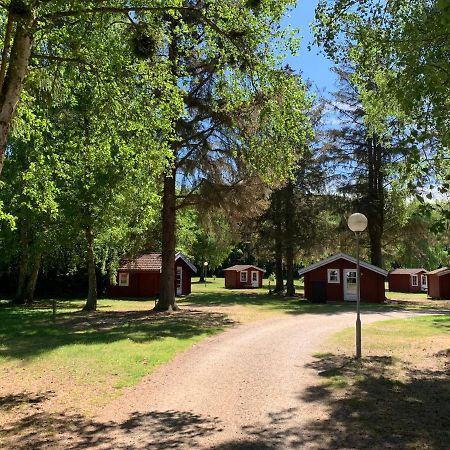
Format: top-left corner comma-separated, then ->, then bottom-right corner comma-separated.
421,274 -> 427,292
251,271 -> 259,287
176,266 -> 183,296
344,269 -> 357,301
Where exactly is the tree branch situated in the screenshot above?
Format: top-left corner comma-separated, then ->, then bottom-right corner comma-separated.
0,12 -> 14,91
30,53 -> 90,65
41,6 -> 227,38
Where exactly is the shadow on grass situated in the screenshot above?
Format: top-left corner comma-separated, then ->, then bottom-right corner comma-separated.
0,406 -> 223,450
181,290 -> 429,316
2,351 -> 448,449
0,307 -> 234,361
210,353 -> 449,449
295,353 -> 449,449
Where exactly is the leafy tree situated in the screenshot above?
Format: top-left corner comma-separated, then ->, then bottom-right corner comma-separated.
314,0 -> 449,148
140,3 -> 312,311
0,0 -> 255,178
323,67 -> 411,267
1,16 -> 170,309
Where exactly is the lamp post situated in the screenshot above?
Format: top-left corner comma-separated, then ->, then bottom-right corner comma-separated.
347,213 -> 368,359
203,261 -> 209,287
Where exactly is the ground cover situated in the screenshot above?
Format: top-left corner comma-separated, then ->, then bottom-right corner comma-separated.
1,278 -> 448,448
0,298 -> 232,429
305,315 -> 450,449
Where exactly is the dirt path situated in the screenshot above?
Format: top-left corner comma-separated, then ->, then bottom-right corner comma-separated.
68,309 -> 420,450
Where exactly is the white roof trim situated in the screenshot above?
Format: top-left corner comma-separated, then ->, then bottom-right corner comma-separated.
175,252 -> 197,273
298,252 -> 388,277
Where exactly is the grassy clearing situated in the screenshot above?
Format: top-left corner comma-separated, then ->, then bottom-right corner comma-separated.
183,277 -> 448,320
1,277 -> 448,432
305,315 -> 450,449
0,299 -> 232,419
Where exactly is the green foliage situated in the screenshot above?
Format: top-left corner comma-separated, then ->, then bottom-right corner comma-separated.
315,0 -> 449,146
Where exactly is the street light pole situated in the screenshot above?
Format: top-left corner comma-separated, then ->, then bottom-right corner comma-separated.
355,231 -> 361,359
347,212 -> 368,360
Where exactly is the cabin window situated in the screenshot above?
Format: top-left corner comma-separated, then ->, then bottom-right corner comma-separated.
411,275 -> 418,286
327,269 -> 340,283
119,272 -> 129,287
421,275 -> 427,287
240,271 -> 248,282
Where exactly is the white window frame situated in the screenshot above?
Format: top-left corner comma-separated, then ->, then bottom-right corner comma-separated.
240,271 -> 248,283
118,272 -> 129,287
421,274 -> 427,287
411,274 -> 418,286
327,269 -> 340,284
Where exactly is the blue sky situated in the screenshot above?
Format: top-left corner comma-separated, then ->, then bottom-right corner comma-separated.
281,1 -> 337,95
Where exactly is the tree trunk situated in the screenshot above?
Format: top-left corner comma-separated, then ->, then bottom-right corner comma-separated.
0,22 -> 33,176
24,253 -> 41,304
83,226 -> 97,311
14,253 -> 28,305
155,169 -> 178,312
365,134 -> 384,267
284,181 -> 296,296
199,265 -> 205,283
273,191 -> 284,293
13,225 -> 29,305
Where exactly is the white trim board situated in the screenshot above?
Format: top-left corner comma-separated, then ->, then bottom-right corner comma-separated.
298,252 -> 388,277
175,252 -> 197,274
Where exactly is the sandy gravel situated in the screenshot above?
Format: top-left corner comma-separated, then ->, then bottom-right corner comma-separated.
78,309 -> 421,450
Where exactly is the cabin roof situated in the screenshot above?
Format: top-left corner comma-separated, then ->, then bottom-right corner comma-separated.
223,264 -> 265,272
298,252 -> 388,277
119,252 -> 197,273
390,268 -> 426,275
426,267 -> 450,277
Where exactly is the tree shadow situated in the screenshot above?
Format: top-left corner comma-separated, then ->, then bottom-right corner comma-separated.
208,353 -> 449,449
182,290 -> 426,317
0,408 -> 222,450
0,308 -> 235,361
0,390 -> 56,412
295,353 -> 450,449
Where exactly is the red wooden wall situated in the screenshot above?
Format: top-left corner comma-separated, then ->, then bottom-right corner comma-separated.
224,268 -> 264,289
107,259 -> 193,298
388,273 -> 423,292
303,258 -> 385,303
428,273 -> 450,299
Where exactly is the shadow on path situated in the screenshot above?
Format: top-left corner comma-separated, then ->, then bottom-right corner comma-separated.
1,404 -> 222,449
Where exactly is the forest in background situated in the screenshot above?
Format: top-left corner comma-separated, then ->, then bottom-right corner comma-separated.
0,0 -> 448,306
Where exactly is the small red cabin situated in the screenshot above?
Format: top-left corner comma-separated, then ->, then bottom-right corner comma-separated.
107,252 -> 197,298
426,267 -> 450,299
388,268 -> 427,293
298,253 -> 387,303
223,265 -> 265,289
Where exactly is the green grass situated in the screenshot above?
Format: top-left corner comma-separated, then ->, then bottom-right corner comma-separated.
0,299 -> 230,414
184,277 -> 444,316
304,315 -> 450,449
1,279 -> 447,416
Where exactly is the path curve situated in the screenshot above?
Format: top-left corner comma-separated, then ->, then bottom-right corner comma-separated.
91,310 -> 423,449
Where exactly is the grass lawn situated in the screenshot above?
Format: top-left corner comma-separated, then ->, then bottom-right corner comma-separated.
306,315 -> 450,449
0,277 -> 448,443
0,298 -> 232,421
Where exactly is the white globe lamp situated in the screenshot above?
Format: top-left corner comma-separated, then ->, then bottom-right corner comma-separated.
348,213 -> 368,232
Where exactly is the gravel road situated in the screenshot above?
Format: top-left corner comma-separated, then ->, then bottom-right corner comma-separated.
90,310 -> 420,449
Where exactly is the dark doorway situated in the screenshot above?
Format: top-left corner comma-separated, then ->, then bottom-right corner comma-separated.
310,281 -> 327,303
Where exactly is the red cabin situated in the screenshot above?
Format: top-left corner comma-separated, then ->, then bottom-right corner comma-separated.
426,267 -> 450,299
107,252 -> 197,298
223,265 -> 265,289
388,268 -> 427,293
298,253 -> 387,303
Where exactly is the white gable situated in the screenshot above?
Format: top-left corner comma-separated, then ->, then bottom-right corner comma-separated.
298,252 -> 388,277
175,252 -> 197,273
